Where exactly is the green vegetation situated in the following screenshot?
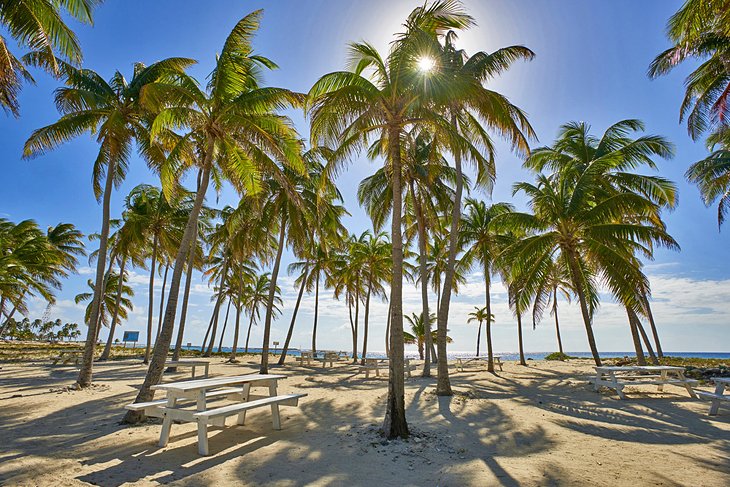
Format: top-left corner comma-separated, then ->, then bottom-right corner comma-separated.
545,352 -> 577,361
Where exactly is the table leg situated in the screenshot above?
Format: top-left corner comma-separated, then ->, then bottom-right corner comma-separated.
269,381 -> 281,430
237,383 -> 251,425
677,371 -> 697,398
192,365 -> 196,379
609,372 -> 626,399
405,359 -> 411,378
709,383 -> 725,415
204,364 -> 209,378
196,390 -> 209,455
158,394 -> 178,447
657,370 -> 668,392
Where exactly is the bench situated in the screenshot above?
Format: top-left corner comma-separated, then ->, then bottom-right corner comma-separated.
590,366 -> 698,400
320,352 -> 339,368
696,378 -> 730,415
125,387 -> 246,418
165,360 -> 210,379
297,352 -> 313,366
50,350 -> 84,365
193,393 -> 307,455
456,356 -> 503,372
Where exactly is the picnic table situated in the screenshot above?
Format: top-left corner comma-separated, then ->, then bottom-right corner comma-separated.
359,358 -> 413,378
696,377 -> 730,415
320,351 -> 339,368
125,374 -> 305,455
590,366 -> 698,400
456,355 -> 503,372
165,359 -> 210,379
50,349 -> 84,365
297,351 -> 314,366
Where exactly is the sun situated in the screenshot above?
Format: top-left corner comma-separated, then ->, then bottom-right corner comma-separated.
417,56 -> 436,73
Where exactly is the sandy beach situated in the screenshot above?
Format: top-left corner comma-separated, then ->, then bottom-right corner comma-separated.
1,357 -> 728,486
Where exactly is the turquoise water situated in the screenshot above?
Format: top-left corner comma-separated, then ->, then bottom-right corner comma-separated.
181,346 -> 729,361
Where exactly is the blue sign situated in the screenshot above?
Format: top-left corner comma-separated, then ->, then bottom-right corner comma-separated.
123,331 -> 140,342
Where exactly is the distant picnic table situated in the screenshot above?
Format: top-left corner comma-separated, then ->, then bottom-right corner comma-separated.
359,358 -> 414,378
456,356 -> 503,372
50,349 -> 85,365
165,359 -> 209,379
590,366 -> 698,400
125,374 -> 305,455
696,377 -> 730,415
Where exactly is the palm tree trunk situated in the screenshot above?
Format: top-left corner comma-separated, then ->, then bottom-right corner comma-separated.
352,291 -> 360,364
217,298 -> 232,353
278,276 -> 306,365
123,146 -> 213,424
205,261 -> 228,357
517,313 -> 527,366
553,287 -> 564,355
100,255 -> 127,361
312,271 -> 319,355
172,238 -> 196,362
361,279 -> 372,365
201,298 -> 219,352
485,273 -> 495,373
412,181 -> 431,377
476,322 -> 482,357
636,317 -> 659,365
642,294 -> 664,358
384,296 -> 391,358
382,125 -> 408,439
156,265 -> 169,340
566,254 -> 602,366
259,214 -> 287,374
435,123 -> 463,396
77,156 -> 116,388
229,301 -> 242,362
349,296 -> 358,361
627,307 -> 647,366
144,235 -> 159,364
244,314 -> 255,352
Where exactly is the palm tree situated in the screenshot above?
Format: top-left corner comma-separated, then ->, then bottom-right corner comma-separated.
124,11 -> 303,423
24,57 -> 194,388
307,2 -> 478,435
466,306 -> 492,357
353,231 -> 391,363
124,184 -> 189,363
506,120 -> 679,366
0,0 -> 101,117
529,256 -> 572,355
432,27 -> 535,397
648,0 -> 729,142
461,198 -> 513,371
75,272 -> 133,334
243,273 -> 281,353
404,312 -> 448,359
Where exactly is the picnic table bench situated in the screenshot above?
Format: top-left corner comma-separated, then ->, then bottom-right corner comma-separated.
456,356 -> 503,372
50,349 -> 85,365
125,374 -> 305,455
165,359 -> 210,379
696,377 -> 730,415
590,366 -> 698,400
359,358 -> 414,378
297,351 -> 313,366
320,351 -> 339,368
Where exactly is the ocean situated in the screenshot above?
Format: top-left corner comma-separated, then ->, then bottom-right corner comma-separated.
180,346 -> 730,361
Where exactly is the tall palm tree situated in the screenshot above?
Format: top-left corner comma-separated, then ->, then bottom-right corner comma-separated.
648,0 -> 729,142
432,27 -> 535,397
307,1 -> 475,435
124,11 -> 303,423
75,272 -> 133,333
460,198 -> 513,371
506,120 -> 679,366
466,306 -> 492,357
0,0 -> 101,117
243,273 -> 281,353
24,57 -> 194,388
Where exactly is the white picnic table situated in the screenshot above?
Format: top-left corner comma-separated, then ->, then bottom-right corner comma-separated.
359,358 -> 413,378
456,355 -> 503,372
297,351 -> 313,366
165,359 -> 210,379
125,374 -> 305,455
696,377 -> 730,415
590,366 -> 698,400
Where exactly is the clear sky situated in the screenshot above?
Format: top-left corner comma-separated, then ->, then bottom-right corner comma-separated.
1,0 -> 728,354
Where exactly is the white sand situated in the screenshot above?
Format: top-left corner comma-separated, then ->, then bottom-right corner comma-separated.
0,357 -> 728,486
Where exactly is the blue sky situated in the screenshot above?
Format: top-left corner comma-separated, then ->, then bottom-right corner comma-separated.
1,0 -> 728,353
